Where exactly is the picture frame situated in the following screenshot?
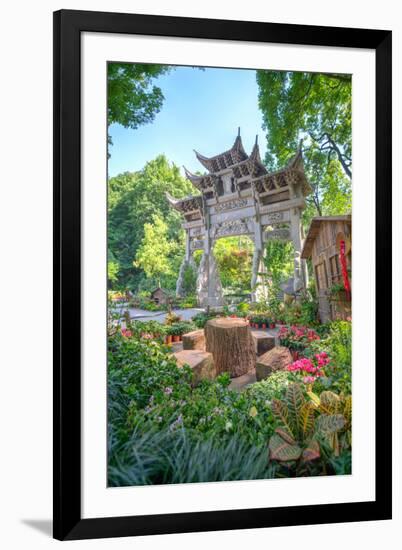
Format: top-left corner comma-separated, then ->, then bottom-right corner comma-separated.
53,9 -> 392,541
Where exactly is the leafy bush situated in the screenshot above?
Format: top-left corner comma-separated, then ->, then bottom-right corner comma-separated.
309,320 -> 352,394
108,333 -> 280,485
191,311 -> 220,328
244,371 -> 292,403
108,321 -> 352,486
268,383 -> 351,476
178,295 -> 198,309
166,321 -> 195,336
278,325 -> 320,352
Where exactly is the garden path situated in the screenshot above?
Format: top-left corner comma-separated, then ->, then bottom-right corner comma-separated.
119,307 -> 204,322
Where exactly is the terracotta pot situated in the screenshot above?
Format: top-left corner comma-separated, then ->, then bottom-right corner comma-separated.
270,322 -> 276,329
172,335 -> 180,343
165,335 -> 172,345
261,323 -> 267,329
291,350 -> 299,361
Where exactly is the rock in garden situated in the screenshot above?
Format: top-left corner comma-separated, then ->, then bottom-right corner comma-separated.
256,346 -> 292,381
182,329 -> 205,351
251,330 -> 275,356
173,350 -> 216,385
205,317 -> 255,377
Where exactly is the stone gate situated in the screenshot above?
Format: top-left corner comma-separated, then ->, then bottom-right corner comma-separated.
167,130 -> 311,308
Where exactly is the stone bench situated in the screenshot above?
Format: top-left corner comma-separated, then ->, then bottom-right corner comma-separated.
182,329 -> 205,351
173,349 -> 216,385
256,346 -> 292,381
251,330 -> 275,356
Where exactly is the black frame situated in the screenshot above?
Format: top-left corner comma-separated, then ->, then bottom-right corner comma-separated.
53,9 -> 392,541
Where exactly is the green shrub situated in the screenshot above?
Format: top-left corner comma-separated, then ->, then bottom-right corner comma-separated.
245,371 -> 293,403
191,311 -> 220,328
310,320 -> 352,394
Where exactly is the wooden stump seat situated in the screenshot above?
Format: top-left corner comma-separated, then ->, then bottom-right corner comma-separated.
205,317 -> 255,377
173,350 -> 216,385
182,329 -> 205,351
255,346 -> 292,381
251,330 -> 275,356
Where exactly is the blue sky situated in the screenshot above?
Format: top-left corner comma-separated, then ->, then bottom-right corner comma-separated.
108,65 -> 267,177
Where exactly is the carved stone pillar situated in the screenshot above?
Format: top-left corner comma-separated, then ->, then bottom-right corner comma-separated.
251,220 -> 267,302
290,207 -> 306,293
176,230 -> 197,297
196,250 -> 224,308
196,207 -> 224,309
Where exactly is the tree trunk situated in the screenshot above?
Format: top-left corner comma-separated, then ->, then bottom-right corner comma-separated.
205,317 -> 255,377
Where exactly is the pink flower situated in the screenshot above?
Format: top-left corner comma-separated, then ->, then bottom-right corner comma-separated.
303,376 -> 316,384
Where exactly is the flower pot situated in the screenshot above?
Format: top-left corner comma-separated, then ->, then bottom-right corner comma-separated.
261,323 -> 267,329
291,350 -> 299,361
172,335 -> 180,343
165,335 -> 172,345
270,322 -> 276,329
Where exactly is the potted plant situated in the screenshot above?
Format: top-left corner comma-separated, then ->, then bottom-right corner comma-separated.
169,323 -> 182,342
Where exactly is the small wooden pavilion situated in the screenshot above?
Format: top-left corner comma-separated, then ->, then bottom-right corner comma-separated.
301,215 -> 352,322
150,287 -> 170,306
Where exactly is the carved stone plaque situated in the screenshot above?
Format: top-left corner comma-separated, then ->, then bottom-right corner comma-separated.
213,218 -> 252,238
214,198 -> 248,213
266,212 -> 284,223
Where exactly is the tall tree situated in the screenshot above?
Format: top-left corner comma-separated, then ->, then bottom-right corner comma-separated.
257,71 -> 352,221
134,214 -> 177,286
108,63 -> 170,129
108,155 -> 195,290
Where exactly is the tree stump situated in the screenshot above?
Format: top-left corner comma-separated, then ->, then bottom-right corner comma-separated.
205,317 -> 255,377
182,329 -> 205,351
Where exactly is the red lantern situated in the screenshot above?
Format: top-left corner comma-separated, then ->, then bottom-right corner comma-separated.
339,239 -> 351,301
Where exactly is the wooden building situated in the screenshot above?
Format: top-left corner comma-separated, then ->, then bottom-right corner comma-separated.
301,216 -> 352,323
150,287 -> 170,306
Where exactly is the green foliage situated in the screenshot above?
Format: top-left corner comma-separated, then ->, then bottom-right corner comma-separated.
268,383 -> 351,475
108,63 -> 170,135
108,427 -> 273,486
264,241 -> 294,285
108,155 -> 194,290
257,71 -> 352,224
107,332 -> 281,485
177,295 -> 198,309
213,237 -> 253,293
244,371 -> 291,403
310,320 -> 352,394
191,311 -> 220,328
134,214 -> 177,284
181,264 -> 197,296
166,321 -> 195,336
107,261 -> 119,284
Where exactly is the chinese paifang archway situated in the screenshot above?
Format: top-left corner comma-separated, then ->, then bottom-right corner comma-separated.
166,130 -> 311,308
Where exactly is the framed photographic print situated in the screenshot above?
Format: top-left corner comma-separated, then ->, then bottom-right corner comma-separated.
53,9 -> 392,541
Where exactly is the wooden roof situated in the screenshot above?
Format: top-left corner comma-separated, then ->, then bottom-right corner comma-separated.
165,193 -> 203,214
301,215 -> 352,259
193,130 -> 248,172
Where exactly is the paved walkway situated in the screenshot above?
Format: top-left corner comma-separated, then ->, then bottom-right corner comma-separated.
112,306 -> 203,323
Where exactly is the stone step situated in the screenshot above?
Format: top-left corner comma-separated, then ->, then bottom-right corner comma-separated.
173,349 -> 216,385
251,330 -> 276,356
